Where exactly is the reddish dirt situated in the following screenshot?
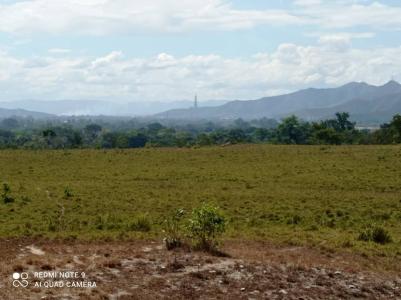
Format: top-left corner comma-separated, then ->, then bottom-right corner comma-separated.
0,238 -> 400,299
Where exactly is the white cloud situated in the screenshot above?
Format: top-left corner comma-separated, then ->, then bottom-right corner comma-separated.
294,0 -> 401,30
0,0 -> 304,35
0,42 -> 400,102
0,0 -> 399,36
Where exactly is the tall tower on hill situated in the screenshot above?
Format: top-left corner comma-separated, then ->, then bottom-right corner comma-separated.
194,94 -> 198,109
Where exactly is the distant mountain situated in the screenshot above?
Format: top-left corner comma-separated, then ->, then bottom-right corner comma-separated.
0,108 -> 54,119
156,81 -> 401,124
0,99 -> 228,116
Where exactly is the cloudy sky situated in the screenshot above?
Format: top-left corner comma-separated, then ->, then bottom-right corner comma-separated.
0,0 -> 401,102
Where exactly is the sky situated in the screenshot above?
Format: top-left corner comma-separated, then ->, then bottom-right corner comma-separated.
0,0 -> 401,102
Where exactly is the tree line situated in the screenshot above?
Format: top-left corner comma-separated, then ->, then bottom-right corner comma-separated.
0,112 -> 400,149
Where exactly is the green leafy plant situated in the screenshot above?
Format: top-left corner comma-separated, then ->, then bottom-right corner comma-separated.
163,208 -> 185,250
1,183 -> 14,204
186,203 -> 226,251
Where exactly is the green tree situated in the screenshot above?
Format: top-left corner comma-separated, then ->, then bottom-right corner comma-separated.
276,116 -> 311,144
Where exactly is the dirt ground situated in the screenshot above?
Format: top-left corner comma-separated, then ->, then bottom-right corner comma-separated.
0,238 -> 400,300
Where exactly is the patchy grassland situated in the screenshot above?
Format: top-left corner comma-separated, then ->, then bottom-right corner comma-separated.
0,145 -> 400,258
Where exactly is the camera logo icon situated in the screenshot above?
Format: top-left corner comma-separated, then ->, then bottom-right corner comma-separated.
12,272 -> 29,288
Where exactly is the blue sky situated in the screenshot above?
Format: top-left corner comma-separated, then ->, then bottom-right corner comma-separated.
0,0 -> 401,102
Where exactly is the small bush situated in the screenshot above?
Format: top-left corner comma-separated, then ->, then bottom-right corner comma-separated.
129,215 -> 152,232
2,183 -> 14,204
163,208 -> 185,250
358,226 -> 392,245
186,203 -> 226,251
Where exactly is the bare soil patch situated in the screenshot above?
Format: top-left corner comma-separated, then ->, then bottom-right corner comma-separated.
0,238 -> 400,299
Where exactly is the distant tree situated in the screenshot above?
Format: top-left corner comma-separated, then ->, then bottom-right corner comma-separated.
335,112 -> 355,131
311,127 -> 342,145
252,128 -> 271,142
115,133 -> 129,148
390,114 -> 401,143
276,116 -> 311,144
0,129 -> 15,148
227,128 -> 246,144
376,114 -> 401,144
197,133 -> 212,146
101,132 -> 118,148
128,133 -> 148,148
84,124 -> 102,139
41,127 -> 82,149
175,132 -> 193,147
42,129 -> 56,138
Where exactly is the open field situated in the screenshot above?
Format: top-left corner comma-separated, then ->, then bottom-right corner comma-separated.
0,145 -> 401,259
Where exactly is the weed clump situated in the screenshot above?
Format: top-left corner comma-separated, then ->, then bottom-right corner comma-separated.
64,187 -> 73,198
129,215 -> 152,232
46,203 -> 66,232
163,208 -> 185,250
358,226 -> 392,245
1,183 -> 14,204
287,214 -> 302,225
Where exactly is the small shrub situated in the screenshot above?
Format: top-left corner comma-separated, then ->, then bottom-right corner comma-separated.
163,208 -> 185,250
129,215 -> 152,232
371,227 -> 392,244
2,183 -> 14,204
186,203 -> 226,251
358,226 -> 392,245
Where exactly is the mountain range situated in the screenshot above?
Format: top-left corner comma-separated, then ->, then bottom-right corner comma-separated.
1,81 -> 400,125
156,81 -> 401,125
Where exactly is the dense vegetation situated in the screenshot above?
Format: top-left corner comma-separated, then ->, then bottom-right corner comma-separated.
0,145 -> 400,257
1,113 -> 401,149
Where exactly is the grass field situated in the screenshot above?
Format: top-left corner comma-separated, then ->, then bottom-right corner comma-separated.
1,145 -> 400,257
